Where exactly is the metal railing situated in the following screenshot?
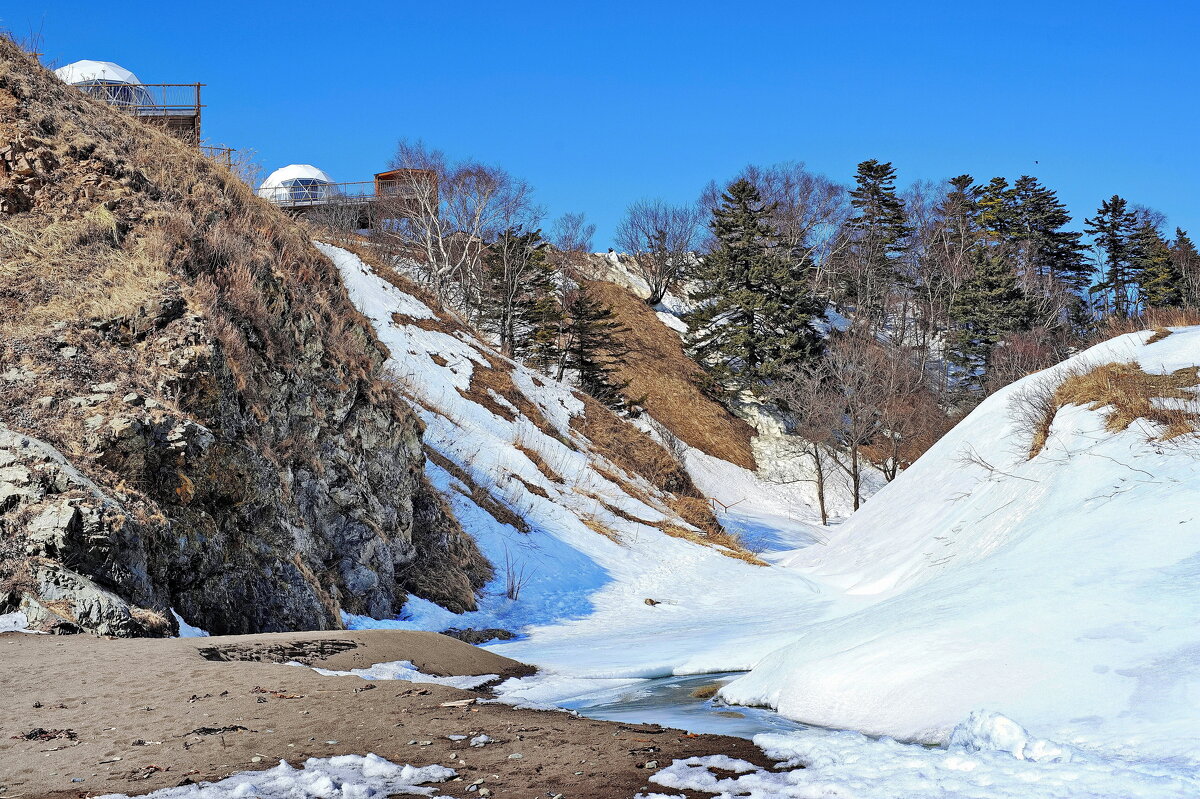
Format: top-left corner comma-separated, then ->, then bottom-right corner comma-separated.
260,180 -> 425,209
73,82 -> 203,116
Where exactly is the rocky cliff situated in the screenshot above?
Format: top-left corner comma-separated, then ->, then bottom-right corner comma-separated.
0,38 -> 489,636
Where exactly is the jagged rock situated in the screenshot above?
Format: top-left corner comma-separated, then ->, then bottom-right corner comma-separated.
0,37 -> 491,636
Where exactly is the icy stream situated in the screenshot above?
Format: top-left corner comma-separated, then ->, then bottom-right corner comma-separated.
560,672 -> 811,739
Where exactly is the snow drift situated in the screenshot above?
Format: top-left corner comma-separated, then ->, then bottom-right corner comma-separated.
721,327 -> 1200,760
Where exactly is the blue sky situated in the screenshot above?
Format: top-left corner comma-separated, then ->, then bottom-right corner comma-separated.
7,0 -> 1198,247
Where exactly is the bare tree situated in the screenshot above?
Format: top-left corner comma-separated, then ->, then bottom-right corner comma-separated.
700,162 -> 850,287
551,211 -> 596,255
767,363 -> 843,525
378,140 -> 542,315
614,199 -> 702,305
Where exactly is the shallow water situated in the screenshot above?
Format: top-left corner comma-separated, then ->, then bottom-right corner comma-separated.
560,672 -> 812,740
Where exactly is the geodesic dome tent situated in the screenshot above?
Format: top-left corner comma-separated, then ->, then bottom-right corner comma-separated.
54,60 -> 152,108
257,164 -> 336,205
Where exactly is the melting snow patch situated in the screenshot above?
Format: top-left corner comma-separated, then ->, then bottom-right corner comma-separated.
0,611 -> 36,634
638,720 -> 1199,799
96,754 -> 454,798
307,659 -> 498,690
170,609 -> 209,638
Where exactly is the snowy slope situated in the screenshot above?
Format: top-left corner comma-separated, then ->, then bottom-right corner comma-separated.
721,327 -> 1200,761
318,242 -> 830,678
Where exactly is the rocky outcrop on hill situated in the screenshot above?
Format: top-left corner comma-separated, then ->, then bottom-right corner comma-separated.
0,38 -> 489,636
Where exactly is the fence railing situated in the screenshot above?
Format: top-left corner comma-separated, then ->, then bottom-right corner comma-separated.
73,82 -> 203,116
260,180 -> 425,208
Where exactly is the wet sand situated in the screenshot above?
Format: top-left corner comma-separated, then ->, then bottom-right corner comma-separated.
0,630 -> 773,798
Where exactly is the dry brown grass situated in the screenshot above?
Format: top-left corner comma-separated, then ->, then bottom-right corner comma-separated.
425,448 -> 530,533
570,391 -> 696,497
1091,307 -> 1200,345
1022,362 -> 1200,457
1146,328 -> 1173,345
581,516 -> 623,544
583,280 -> 757,469
650,520 -> 767,567
130,606 -> 172,636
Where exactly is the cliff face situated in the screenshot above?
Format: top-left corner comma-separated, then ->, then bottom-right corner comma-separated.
0,39 -> 489,636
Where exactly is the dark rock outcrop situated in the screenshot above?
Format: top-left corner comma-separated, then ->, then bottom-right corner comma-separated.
0,38 -> 490,636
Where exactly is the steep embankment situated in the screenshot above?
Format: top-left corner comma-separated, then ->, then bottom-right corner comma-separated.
581,279 -> 757,470
722,327 -> 1200,760
0,39 -> 486,636
319,242 -> 834,678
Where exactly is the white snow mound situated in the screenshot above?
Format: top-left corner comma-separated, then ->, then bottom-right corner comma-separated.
721,327 -> 1200,760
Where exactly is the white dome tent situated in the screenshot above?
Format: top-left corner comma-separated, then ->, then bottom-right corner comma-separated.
54,60 -> 151,108
257,164 -> 336,206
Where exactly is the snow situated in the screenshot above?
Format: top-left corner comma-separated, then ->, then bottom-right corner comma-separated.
639,719 -> 1200,799
0,611 -> 36,634
171,609 -> 209,638
96,754 -> 453,798
307,659 -> 498,690
721,328 -> 1200,763
322,240 -> 1200,795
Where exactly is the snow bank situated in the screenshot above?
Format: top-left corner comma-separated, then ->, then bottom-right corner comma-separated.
97,754 -> 454,798
0,611 -> 33,633
721,328 -> 1200,760
638,719 -> 1199,799
307,659 -> 498,690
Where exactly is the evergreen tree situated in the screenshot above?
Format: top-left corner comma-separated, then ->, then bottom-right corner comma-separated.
840,159 -> 910,321
1171,229 -> 1200,308
1132,223 -> 1183,308
976,177 -> 1015,239
479,227 -> 561,361
1085,195 -> 1139,318
948,246 -> 1031,392
1009,176 -> 1089,291
686,179 -> 823,390
562,285 -> 633,411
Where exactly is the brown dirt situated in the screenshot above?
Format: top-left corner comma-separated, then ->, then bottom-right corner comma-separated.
0,630 -> 771,799
583,281 -> 757,470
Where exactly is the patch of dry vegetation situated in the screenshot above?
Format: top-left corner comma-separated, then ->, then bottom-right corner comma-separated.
1019,361 -> 1200,457
1090,307 -> 1200,345
583,280 -> 757,469
425,448 -> 530,533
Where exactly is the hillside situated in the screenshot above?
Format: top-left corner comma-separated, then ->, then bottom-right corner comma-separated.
0,38 -> 486,636
721,327 -> 1200,761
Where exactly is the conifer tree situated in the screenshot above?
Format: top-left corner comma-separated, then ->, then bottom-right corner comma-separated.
1009,176 -> 1088,291
479,227 -> 561,361
839,160 -> 910,322
687,179 -> 823,390
948,246 -> 1031,392
1085,195 -> 1139,318
1132,223 -> 1183,308
1171,229 -> 1200,308
562,285 -> 633,411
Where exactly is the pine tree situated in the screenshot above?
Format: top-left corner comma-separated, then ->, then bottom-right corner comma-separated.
1009,176 -> 1089,291
1171,229 -> 1200,308
562,285 -> 633,411
948,246 -> 1031,392
1132,223 -> 1183,308
1085,195 -> 1139,318
840,160 -> 910,322
686,179 -> 823,390
479,227 -> 561,361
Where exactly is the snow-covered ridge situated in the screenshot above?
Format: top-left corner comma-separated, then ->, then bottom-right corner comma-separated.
721,327 -> 1200,761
